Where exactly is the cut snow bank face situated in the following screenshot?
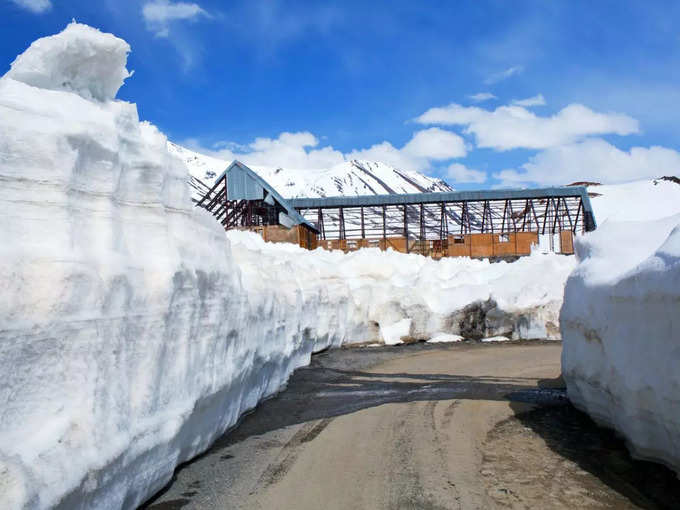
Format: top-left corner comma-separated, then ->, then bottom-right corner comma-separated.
561,215 -> 680,474
1,23 -> 575,510
5,22 -> 131,102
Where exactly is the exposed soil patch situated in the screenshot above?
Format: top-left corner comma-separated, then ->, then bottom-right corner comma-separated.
481,403 -> 680,509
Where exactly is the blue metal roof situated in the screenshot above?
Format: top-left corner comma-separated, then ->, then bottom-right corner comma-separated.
288,186 -> 596,230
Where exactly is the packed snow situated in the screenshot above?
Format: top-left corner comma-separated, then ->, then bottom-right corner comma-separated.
561,199 -> 680,473
426,333 -> 464,343
585,178 -> 680,224
168,141 -> 453,200
0,23 -> 577,510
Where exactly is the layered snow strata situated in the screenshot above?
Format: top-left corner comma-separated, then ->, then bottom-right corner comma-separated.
561,215 -> 680,474
1,23 -> 576,510
0,23 -> 355,510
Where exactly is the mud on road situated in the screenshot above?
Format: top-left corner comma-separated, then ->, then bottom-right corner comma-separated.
144,341 -> 680,510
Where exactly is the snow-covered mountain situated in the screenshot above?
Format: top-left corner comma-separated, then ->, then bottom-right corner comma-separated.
167,141 -> 454,200
167,142 -> 680,226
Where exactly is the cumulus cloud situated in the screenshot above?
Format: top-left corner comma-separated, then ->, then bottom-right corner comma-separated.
447,163 -> 487,184
484,65 -> 523,85
401,127 -> 467,160
494,138 -> 680,186
415,102 -> 639,151
191,128 -> 466,173
206,132 -> 345,170
467,92 -> 497,103
348,128 -> 466,172
10,0 -> 51,13
511,94 -> 545,107
142,0 -> 209,37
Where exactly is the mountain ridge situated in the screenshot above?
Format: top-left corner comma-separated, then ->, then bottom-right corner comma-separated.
167,141 -> 454,200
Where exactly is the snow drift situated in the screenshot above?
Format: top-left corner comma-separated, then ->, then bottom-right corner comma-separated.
561,215 -> 680,474
1,24 -> 574,509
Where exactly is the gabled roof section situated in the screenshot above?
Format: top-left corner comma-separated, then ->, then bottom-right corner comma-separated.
215,160 -> 316,229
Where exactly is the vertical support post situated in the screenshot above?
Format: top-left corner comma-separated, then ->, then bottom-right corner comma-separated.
530,199 -> 540,232
562,197 -> 573,231
317,208 -> 326,240
224,188 -> 229,228
419,204 -> 425,241
339,207 -> 346,240
403,204 -> 409,253
382,205 -> 386,241
574,198 -> 582,234
440,203 -> 446,240
481,202 -> 486,233
508,200 -> 517,232
360,206 -> 365,239
552,198 -> 561,233
460,203 -> 466,235
488,201 -> 494,233
466,202 -> 471,234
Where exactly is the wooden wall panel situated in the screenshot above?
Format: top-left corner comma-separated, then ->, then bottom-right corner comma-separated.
492,234 -> 516,257
470,233 -> 494,258
515,232 -> 538,255
560,230 -> 574,254
447,235 -> 470,257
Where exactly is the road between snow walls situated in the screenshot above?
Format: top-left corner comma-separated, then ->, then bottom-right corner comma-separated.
561,215 -> 680,476
0,24 -> 578,509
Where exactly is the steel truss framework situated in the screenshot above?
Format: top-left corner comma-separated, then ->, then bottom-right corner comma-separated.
194,174 -> 282,229
295,196 -> 592,242
193,171 -> 595,248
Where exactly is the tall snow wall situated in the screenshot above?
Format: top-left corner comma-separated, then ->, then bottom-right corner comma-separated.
1,24 -> 575,509
561,216 -> 680,474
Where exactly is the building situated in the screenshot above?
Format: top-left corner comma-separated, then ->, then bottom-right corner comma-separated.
193,161 -> 318,250
194,161 -> 596,258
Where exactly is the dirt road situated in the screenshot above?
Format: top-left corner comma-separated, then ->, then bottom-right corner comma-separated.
144,342 -> 680,509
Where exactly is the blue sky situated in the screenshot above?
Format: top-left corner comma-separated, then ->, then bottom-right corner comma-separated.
2,0 -> 680,188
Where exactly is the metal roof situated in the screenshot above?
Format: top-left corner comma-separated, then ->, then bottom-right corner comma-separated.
288,186 -> 596,229
214,161 -> 317,230
290,187 -> 596,231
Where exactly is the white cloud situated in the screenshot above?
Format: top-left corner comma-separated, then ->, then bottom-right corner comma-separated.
484,65 -> 523,85
415,102 -> 639,151
401,127 -> 466,160
208,131 -> 345,170
511,94 -> 545,107
348,128 -> 466,172
447,163 -> 487,184
142,0 -> 209,37
191,128 -> 466,174
11,0 -> 51,13
494,138 -> 680,186
467,92 -> 497,103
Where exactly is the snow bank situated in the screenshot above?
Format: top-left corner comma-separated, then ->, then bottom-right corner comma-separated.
1,24 -> 576,509
5,23 -> 131,102
228,230 -> 575,344
561,215 -> 680,473
588,178 -> 680,224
